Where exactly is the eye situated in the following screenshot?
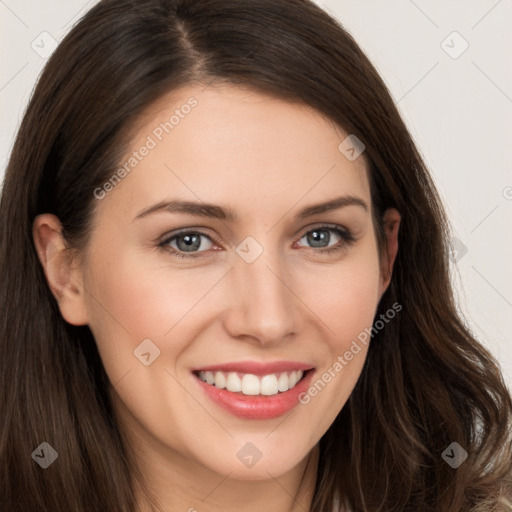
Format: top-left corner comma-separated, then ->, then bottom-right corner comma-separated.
159,230 -> 215,258
295,224 -> 356,254
159,224 -> 356,260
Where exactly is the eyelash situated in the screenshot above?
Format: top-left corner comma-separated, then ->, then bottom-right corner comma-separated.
158,224 -> 357,260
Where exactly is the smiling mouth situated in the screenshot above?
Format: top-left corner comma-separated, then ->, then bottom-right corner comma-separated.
192,369 -> 311,396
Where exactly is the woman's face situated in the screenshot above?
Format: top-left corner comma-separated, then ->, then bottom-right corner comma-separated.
37,83 -> 399,482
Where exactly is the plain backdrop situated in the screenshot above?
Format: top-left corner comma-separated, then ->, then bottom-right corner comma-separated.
1,0 -> 511,388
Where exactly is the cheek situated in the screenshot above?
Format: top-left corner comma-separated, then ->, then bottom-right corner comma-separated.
84,247 -> 219,335
82,247 -> 231,383
301,243 -> 381,417
316,242 -> 382,344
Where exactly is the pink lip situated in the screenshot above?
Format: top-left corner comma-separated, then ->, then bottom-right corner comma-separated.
191,360 -> 314,376
192,368 -> 316,420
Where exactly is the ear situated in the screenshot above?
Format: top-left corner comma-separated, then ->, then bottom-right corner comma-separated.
32,214 -> 89,326
378,208 -> 400,298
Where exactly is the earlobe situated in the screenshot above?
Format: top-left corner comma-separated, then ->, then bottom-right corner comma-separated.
379,208 -> 401,295
32,214 -> 89,326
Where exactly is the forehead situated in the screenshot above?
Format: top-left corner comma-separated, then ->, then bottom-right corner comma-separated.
100,83 -> 370,220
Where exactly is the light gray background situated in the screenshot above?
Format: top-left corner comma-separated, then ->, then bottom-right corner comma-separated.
1,1 -> 511,387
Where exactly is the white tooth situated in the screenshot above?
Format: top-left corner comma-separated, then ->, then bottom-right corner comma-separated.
226,372 -> 242,392
200,369 -> 305,394
241,374 -> 260,395
277,372 -> 289,392
214,371 -> 226,389
260,374 -> 279,396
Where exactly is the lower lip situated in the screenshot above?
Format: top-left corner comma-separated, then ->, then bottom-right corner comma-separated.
192,369 -> 315,420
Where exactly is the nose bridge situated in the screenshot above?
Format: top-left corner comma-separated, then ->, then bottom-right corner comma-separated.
226,239 -> 296,342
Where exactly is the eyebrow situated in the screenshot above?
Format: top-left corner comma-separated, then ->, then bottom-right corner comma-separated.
133,195 -> 368,222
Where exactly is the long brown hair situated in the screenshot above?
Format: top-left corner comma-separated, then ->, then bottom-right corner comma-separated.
1,0 -> 510,510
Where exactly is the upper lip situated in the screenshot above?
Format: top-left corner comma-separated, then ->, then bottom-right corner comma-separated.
192,360 -> 315,376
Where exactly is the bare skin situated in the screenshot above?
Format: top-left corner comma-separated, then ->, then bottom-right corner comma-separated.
33,83 -> 400,512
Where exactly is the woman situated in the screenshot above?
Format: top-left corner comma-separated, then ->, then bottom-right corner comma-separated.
0,0 -> 510,510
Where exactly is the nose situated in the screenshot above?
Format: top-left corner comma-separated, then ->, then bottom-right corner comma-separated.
222,248 -> 297,345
